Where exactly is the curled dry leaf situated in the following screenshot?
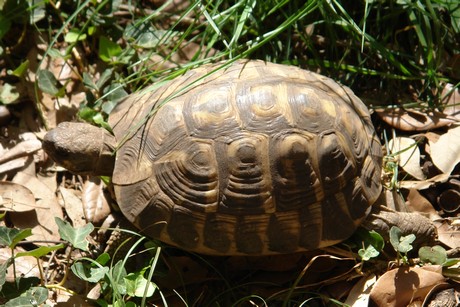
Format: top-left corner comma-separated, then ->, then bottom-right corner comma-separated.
423,285 -> 458,307
0,139 -> 42,165
437,187 -> 460,213
429,125 -> 460,175
375,108 -> 457,131
370,265 -> 446,307
399,173 -> 451,190
82,177 -> 111,224
0,181 -> 36,212
0,156 -> 28,174
389,137 -> 425,180
59,187 -> 86,228
383,188 -> 407,212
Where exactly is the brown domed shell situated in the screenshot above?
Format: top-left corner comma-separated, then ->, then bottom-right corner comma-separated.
109,60 -> 382,255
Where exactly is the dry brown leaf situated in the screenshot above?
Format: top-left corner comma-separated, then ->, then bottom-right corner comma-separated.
389,137 -> 425,180
425,131 -> 441,145
405,188 -> 440,220
59,187 -> 86,228
344,274 -> 376,306
429,125 -> 460,175
0,156 -> 28,174
82,177 -> 110,224
422,283 -> 456,307
442,83 -> 460,120
370,265 -> 446,307
0,181 -> 36,212
383,188 -> 407,212
0,246 -> 41,282
435,220 -> 460,250
375,108 -> 457,131
399,173 -> 451,190
11,172 -> 63,243
0,139 -> 42,165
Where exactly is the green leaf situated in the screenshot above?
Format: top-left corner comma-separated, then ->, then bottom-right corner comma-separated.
398,234 -> 415,253
47,48 -> 66,59
8,60 -> 29,77
0,227 -> 32,248
102,83 -> 128,112
71,261 -> 109,283
389,226 -> 402,252
88,26 -> 96,36
91,112 -> 111,131
124,272 -> 156,297
64,28 -> 87,43
95,252 -> 111,266
78,106 -> 98,123
108,260 -> 127,295
124,22 -> 176,49
5,286 -> 48,306
82,72 -> 98,91
0,258 -> 12,291
0,13 -> 11,40
95,68 -> 114,89
55,217 -> 94,251
99,36 -> 122,62
37,69 -> 65,97
419,245 -> 447,265
16,244 -> 65,258
389,226 -> 415,254
0,276 -> 40,300
443,258 -> 460,267
358,244 -> 380,261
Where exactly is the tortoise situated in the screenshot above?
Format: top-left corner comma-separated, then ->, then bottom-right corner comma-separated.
43,60 -> 435,256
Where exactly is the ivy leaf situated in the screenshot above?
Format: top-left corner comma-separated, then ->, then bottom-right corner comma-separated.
55,217 -> 94,251
4,286 -> 48,307
358,244 -> 380,261
419,245 -> 447,265
398,234 -> 415,253
108,260 -> 127,295
71,261 -> 109,283
0,258 -> 13,291
124,272 -> 156,297
389,226 -> 415,254
37,69 -> 65,97
0,227 -> 32,248
16,244 -> 65,259
64,28 -> 87,43
99,36 -> 122,62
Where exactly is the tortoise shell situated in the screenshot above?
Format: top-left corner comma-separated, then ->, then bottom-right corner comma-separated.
109,60 -> 382,255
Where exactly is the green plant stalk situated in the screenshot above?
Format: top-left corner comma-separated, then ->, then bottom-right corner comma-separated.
141,246 -> 161,307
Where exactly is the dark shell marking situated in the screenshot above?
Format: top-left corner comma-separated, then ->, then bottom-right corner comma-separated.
110,60 -> 382,255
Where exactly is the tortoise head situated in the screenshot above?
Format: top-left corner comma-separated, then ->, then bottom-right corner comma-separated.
43,122 -> 116,176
